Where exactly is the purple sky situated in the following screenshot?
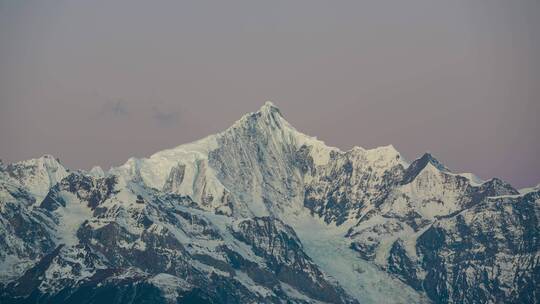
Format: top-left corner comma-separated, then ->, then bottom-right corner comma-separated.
0,0 -> 539,188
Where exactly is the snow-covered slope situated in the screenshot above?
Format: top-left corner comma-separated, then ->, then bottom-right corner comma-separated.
3,155 -> 68,200
0,102 -> 538,304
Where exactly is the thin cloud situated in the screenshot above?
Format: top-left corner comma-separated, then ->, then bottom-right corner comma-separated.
96,100 -> 129,118
151,105 -> 180,127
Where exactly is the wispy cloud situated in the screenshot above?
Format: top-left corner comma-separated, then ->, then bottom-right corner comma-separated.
151,105 -> 180,127
92,99 -> 181,127
96,100 -> 129,118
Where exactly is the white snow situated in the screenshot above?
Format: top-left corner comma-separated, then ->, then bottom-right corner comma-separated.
381,162 -> 462,219
288,212 -> 429,304
234,271 -> 273,297
456,172 -> 484,186
7,155 -> 68,200
89,166 -> 105,177
52,192 -> 93,247
361,144 -> 407,167
0,255 -> 35,282
148,273 -> 191,302
519,183 -> 540,195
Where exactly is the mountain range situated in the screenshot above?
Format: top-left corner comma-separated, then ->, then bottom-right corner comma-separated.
0,102 -> 538,303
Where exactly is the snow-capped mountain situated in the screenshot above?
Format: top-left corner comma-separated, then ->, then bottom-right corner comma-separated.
0,102 -> 538,303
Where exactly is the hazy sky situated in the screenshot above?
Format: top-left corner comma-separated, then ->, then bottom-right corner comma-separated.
0,0 -> 538,188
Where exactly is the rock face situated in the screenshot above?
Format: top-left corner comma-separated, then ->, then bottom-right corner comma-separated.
0,102 -> 538,304
412,191 -> 540,304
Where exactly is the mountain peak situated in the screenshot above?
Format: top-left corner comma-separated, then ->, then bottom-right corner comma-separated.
401,152 -> 450,184
8,154 -> 65,171
418,152 -> 449,172
479,177 -> 519,196
261,100 -> 279,111
259,100 -> 282,118
230,101 -> 287,132
5,154 -> 69,199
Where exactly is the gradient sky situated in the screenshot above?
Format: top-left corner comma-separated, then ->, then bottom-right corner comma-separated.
0,0 -> 538,188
